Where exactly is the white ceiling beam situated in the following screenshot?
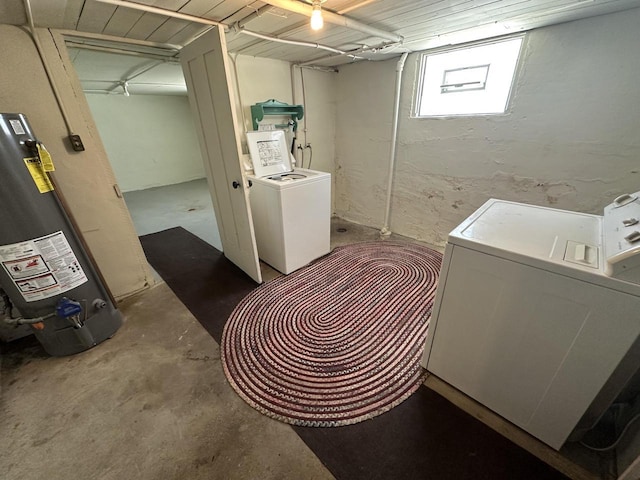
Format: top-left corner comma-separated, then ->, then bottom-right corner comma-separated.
337,0 -> 379,15
65,41 -> 180,62
237,4 -> 275,29
59,29 -> 181,52
258,0 -> 403,43
95,0 -> 227,28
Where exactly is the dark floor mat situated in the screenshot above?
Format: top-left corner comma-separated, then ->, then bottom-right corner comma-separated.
139,227 -> 568,480
293,387 -> 568,480
139,227 -> 257,342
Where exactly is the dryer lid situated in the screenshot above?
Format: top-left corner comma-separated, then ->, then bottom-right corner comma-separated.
246,130 -> 292,177
452,200 -> 602,266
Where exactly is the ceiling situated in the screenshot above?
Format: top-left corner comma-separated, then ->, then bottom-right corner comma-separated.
4,0 -> 640,95
67,46 -> 187,96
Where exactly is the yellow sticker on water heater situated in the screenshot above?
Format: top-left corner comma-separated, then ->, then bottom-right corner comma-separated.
36,143 -> 55,172
23,156 -> 54,193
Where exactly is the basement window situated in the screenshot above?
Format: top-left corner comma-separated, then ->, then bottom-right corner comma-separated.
415,36 -> 523,117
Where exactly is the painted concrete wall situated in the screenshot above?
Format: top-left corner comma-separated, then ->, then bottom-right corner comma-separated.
292,66 -> 337,179
0,25 -> 152,299
335,8 -> 640,246
230,55 -> 337,207
86,94 -> 204,192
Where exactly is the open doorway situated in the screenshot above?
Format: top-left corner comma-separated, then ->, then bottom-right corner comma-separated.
65,42 -> 222,251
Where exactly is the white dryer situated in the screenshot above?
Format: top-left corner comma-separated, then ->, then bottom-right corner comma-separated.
422,194 -> 640,450
246,131 -> 331,275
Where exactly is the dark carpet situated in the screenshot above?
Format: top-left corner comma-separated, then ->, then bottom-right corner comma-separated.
139,227 -> 256,342
140,227 -> 568,480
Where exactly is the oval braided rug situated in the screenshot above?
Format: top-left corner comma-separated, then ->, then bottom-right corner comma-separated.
221,241 -> 442,426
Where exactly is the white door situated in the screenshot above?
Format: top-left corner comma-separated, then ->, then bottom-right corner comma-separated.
180,27 -> 262,283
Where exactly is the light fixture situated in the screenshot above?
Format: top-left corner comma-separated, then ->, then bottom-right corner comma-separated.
310,0 -> 323,31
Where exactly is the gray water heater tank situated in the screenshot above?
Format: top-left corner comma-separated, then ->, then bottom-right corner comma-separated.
0,113 -> 121,356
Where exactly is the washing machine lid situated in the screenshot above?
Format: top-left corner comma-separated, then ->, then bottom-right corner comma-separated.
248,168 -> 330,189
450,199 -> 603,274
246,130 -> 292,177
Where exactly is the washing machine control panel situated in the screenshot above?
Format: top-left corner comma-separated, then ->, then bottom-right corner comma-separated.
603,191 -> 640,283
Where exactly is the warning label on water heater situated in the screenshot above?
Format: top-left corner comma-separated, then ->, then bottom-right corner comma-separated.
0,231 -> 88,302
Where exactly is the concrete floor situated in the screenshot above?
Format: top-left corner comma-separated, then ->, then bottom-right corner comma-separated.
1,281 -> 334,480
120,179 -> 407,256
1,217 -> 415,480
120,179 -> 405,284
0,189 -> 602,479
123,178 -> 222,251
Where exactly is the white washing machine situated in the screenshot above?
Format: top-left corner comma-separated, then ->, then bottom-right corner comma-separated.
246,130 -> 331,275
422,193 -> 640,450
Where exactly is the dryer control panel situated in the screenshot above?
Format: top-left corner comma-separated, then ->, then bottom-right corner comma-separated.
603,191 -> 640,283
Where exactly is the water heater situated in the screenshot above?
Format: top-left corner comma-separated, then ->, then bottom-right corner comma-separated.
0,113 -> 121,356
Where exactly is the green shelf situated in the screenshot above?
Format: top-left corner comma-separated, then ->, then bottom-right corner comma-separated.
250,99 -> 304,132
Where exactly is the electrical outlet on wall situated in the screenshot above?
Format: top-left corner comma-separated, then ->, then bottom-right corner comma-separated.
68,134 -> 85,151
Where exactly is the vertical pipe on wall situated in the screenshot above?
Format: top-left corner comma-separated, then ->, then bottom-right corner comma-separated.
380,52 -> 409,236
23,0 -> 75,137
300,67 -> 309,151
291,64 -> 299,165
291,65 -> 298,110
229,53 -> 249,133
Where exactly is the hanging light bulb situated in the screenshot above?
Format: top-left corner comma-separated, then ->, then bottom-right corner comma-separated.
310,1 -> 323,31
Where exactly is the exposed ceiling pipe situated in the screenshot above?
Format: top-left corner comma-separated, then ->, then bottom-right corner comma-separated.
233,0 -> 385,56
82,83 -> 185,95
76,53 -> 179,96
65,41 -> 181,63
23,0 -> 75,137
235,26 -> 361,58
83,89 -> 118,95
258,0 -> 403,43
298,64 -> 338,73
96,0 -> 227,29
95,0 -> 360,61
298,40 -> 401,66
237,4 -> 276,29
228,54 -> 249,133
59,29 -> 181,53
124,61 -> 166,81
106,60 -> 165,93
233,19 -> 309,55
76,59 -> 166,95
